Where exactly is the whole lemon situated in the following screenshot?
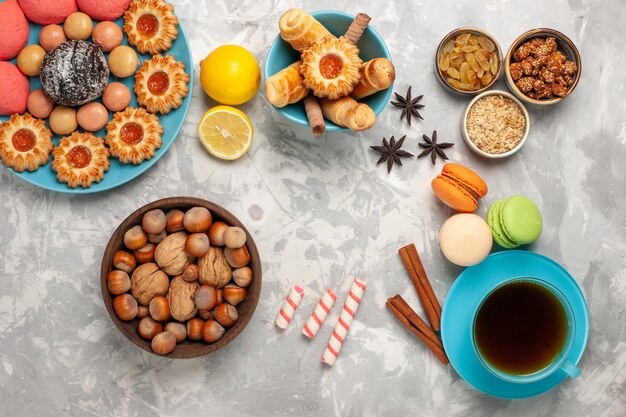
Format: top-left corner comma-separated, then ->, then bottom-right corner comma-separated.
200,45 -> 261,105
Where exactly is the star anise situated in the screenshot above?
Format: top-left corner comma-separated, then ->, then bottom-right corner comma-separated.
417,130 -> 454,165
390,86 -> 424,126
370,136 -> 415,173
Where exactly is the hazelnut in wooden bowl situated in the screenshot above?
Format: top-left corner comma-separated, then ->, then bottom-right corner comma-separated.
100,197 -> 262,358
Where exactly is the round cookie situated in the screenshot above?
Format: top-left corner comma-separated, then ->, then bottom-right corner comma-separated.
487,200 -> 518,249
439,213 -> 493,267
0,0 -> 29,60
0,62 -> 30,116
17,0 -> 78,24
500,196 -> 543,245
76,0 -> 130,21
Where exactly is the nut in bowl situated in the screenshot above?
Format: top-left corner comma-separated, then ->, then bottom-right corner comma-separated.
505,28 -> 581,105
435,27 -> 503,95
461,90 -> 530,158
101,197 -> 261,358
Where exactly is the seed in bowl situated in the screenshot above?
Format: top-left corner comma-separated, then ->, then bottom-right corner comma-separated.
466,95 -> 526,154
439,32 -> 499,91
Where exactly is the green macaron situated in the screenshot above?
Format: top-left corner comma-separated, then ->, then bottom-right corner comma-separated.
500,196 -> 543,245
487,199 -> 518,249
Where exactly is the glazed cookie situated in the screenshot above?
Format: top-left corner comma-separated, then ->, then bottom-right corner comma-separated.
0,0 -> 29,61
105,107 -> 163,164
17,0 -> 78,25
123,0 -> 178,55
76,0 -> 130,21
0,114 -> 54,172
51,132 -> 110,188
134,54 -> 189,114
0,62 -> 30,116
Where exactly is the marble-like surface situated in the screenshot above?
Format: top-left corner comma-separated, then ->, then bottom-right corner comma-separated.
1,0 -> 625,415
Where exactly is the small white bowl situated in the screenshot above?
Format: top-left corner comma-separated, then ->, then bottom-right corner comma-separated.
461,90 -> 530,159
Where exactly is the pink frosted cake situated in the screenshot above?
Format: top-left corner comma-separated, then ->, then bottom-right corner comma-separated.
0,0 -> 29,60
17,0 -> 78,25
76,0 -> 130,21
0,62 -> 30,116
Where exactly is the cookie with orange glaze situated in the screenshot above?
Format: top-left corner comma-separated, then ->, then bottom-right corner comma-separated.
76,0 -> 130,21
0,0 -> 29,60
17,0 -> 78,25
431,163 -> 488,213
0,62 -> 30,116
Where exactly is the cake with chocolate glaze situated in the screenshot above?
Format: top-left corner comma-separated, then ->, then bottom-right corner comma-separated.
40,40 -> 109,106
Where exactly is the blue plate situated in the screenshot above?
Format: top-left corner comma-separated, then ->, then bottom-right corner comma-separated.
441,251 -> 589,399
264,10 -> 393,132
0,15 -> 193,194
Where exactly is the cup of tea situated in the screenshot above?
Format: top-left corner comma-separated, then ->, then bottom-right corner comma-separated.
471,277 -> 580,383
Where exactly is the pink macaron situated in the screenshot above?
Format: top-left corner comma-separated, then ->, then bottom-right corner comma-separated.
0,62 -> 30,116
76,0 -> 130,21
17,0 -> 78,25
0,0 -> 29,60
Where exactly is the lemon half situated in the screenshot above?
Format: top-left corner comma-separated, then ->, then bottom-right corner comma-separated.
197,106 -> 254,161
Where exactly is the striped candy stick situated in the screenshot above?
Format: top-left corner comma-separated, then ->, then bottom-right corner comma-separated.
322,278 -> 367,366
302,289 -> 337,339
275,285 -> 304,329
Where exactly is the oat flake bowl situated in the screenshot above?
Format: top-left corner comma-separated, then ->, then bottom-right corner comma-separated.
461,90 -> 530,159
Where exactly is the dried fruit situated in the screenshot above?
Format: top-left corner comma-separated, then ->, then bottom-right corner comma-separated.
438,32 -> 499,91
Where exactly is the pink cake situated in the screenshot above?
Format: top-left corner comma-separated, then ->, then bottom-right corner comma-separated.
17,0 -> 77,25
0,62 -> 30,116
76,0 -> 130,21
0,0 -> 29,60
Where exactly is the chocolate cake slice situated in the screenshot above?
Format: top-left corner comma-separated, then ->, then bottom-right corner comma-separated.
40,40 -> 109,106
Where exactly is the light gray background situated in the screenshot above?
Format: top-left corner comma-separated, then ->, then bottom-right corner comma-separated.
1,0 -> 624,416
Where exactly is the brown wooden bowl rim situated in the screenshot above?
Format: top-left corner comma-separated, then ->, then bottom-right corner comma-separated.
504,28 -> 582,105
100,196 -> 262,359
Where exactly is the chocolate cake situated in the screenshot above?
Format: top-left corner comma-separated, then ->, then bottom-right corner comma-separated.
40,40 -> 109,106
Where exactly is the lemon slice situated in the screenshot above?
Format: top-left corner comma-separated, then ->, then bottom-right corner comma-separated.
197,106 -> 254,160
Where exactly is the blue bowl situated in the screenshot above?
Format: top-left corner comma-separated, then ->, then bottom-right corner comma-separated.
264,10 -> 393,132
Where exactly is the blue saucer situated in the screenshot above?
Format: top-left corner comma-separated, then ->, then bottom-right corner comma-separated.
441,251 -> 589,399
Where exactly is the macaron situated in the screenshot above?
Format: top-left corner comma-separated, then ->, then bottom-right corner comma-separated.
431,163 -> 488,212
438,213 -> 493,267
487,196 -> 542,248
76,0 -> 130,21
0,62 -> 30,116
17,0 -> 78,25
0,0 -> 29,60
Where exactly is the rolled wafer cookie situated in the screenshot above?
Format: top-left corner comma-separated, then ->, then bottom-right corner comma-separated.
275,285 -> 304,329
303,288 -> 337,339
322,278 -> 366,366
279,8 -> 332,52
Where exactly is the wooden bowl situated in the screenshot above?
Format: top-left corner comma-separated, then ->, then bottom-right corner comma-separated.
100,197 -> 262,358
504,28 -> 581,105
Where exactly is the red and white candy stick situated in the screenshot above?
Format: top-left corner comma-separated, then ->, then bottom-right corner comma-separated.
302,288 -> 337,339
275,285 -> 304,330
322,278 -> 367,366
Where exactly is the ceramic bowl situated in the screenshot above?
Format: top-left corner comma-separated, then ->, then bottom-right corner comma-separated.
461,90 -> 530,159
100,197 -> 262,358
435,27 -> 503,96
264,10 -> 393,132
504,28 -> 581,105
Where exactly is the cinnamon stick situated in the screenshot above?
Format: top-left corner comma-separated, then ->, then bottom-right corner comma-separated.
386,297 -> 449,365
406,244 -> 442,318
303,94 -> 325,136
398,245 -> 440,331
344,13 -> 371,45
390,295 -> 442,349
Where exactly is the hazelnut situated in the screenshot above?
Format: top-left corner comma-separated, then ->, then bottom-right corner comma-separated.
186,317 -> 204,340
137,305 -> 150,318
223,227 -> 246,249
202,320 -> 225,343
165,322 -> 187,343
213,303 -> 238,327
183,207 -> 212,233
216,289 -> 223,305
137,317 -> 162,340
194,285 -> 217,310
167,276 -> 199,321
222,284 -> 247,307
130,263 -> 169,305
142,209 -> 166,235
107,270 -> 131,295
197,309 -> 213,320
232,267 -> 253,288
197,247 -> 232,288
113,250 -> 136,273
113,294 -> 138,321
182,263 -> 199,282
155,231 -> 192,276
224,246 -> 250,268
133,243 -> 155,264
149,295 -> 171,321
185,233 -> 210,257
148,230 -> 168,245
165,209 -> 185,233
151,331 -> 176,355
124,225 -> 148,250
208,221 -> 228,246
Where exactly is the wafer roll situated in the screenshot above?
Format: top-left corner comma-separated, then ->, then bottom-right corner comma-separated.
275,285 -> 304,330
279,8 -> 333,52
351,58 -> 396,100
266,61 -> 308,108
303,289 -> 337,339
320,97 -> 375,131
